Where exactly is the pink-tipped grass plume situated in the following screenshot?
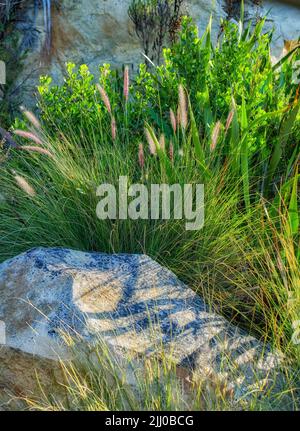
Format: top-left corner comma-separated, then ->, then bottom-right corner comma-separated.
159,134 -> 166,152
170,108 -> 177,134
138,143 -> 145,169
225,110 -> 235,132
210,121 -> 222,152
20,106 -> 41,129
169,141 -> 174,164
123,66 -> 130,102
145,128 -> 157,156
96,84 -> 112,114
14,174 -> 36,197
178,84 -> 188,129
17,145 -> 54,158
111,116 -> 117,141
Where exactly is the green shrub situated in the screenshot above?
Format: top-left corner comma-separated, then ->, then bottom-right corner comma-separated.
36,17 -> 300,200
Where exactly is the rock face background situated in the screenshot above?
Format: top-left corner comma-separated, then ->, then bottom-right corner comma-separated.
11,0 -> 300,106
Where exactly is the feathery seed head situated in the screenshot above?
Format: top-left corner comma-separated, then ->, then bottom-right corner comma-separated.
96,84 -> 112,114
14,130 -> 43,146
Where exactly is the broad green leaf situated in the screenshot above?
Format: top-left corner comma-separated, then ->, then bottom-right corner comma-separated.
205,15 -> 212,50
240,97 -> 248,131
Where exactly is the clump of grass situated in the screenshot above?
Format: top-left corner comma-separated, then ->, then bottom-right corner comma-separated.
0,14 -> 299,410
22,329 -> 299,412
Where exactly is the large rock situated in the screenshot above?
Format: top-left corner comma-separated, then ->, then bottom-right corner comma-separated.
14,0 -> 300,107
0,247 -> 283,408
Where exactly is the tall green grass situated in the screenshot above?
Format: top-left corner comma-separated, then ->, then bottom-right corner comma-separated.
0,14 -> 299,410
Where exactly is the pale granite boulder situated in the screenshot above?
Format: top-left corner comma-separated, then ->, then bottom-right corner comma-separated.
0,247 -> 283,407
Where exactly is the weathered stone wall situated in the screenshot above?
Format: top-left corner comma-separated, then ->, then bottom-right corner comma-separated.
12,0 -> 300,107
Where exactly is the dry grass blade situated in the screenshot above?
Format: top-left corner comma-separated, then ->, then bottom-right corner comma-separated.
20,107 -> 41,129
